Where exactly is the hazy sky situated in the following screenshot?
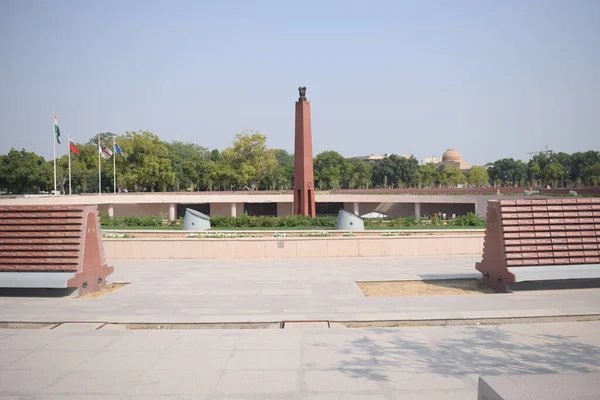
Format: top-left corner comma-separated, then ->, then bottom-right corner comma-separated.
1,0 -> 599,165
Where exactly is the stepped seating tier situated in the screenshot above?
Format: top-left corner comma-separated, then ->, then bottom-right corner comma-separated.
476,198 -> 600,292
0,205 -> 114,296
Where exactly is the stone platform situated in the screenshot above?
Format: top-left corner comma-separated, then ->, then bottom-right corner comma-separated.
1,255 -> 599,399
1,321 -> 599,399
478,373 -> 600,399
1,256 -> 599,323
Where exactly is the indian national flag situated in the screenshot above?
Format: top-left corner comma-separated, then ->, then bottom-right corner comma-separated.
53,113 -> 61,144
69,137 -> 80,155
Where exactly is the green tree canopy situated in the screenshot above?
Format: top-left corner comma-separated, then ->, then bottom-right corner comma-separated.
164,141 -> 210,191
467,166 -> 489,187
438,165 -> 466,187
487,158 -> 528,186
372,154 -> 419,188
314,151 -> 345,190
221,130 -> 278,190
116,131 -> 175,192
0,148 -> 51,193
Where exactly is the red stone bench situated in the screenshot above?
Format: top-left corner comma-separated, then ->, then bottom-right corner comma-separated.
476,198 -> 600,292
0,205 -> 114,296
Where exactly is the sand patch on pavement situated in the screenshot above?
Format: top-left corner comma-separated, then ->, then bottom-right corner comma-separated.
357,279 -> 495,297
78,282 -> 129,299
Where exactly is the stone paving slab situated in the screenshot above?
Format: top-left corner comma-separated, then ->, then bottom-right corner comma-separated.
0,256 -> 599,324
0,321 -> 599,399
479,373 -> 600,400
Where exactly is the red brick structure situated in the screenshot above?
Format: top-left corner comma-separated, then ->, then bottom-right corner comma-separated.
476,198 -> 600,292
0,205 -> 114,296
293,86 -> 316,217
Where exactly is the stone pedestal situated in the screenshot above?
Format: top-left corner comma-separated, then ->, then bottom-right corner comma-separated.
293,90 -> 316,217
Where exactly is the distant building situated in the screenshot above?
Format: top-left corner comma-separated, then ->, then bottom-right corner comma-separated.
422,157 -> 442,165
353,154 -> 411,162
354,150 -> 469,170
437,149 -> 470,170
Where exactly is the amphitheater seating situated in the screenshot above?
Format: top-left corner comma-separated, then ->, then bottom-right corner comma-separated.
0,205 -> 114,296
476,198 -> 600,292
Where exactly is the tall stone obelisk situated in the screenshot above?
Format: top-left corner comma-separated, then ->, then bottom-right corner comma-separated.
293,86 -> 316,217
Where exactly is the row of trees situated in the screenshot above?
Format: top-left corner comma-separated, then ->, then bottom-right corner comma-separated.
487,152 -> 600,188
1,130 -> 599,194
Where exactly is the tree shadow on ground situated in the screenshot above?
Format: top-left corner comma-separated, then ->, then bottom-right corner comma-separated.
308,325 -> 600,382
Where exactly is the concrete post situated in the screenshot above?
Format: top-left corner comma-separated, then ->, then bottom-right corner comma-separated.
230,202 -> 237,217
107,204 -> 114,218
414,202 -> 421,218
353,202 -> 359,216
169,203 -> 176,220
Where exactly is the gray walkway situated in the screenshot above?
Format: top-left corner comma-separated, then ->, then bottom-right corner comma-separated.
1,256 -> 600,323
1,321 -> 599,399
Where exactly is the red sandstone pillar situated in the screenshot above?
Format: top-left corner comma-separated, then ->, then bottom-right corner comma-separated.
293,87 -> 316,217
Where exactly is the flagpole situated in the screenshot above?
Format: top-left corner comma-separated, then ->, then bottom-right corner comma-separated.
98,135 -> 101,195
53,110 -> 57,196
113,137 -> 116,193
68,137 -> 72,195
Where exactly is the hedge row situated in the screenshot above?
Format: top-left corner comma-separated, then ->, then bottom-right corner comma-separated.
99,215 -> 164,227
210,215 -> 337,228
100,212 -> 485,228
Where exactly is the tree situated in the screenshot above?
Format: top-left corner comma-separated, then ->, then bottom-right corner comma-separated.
372,154 -> 419,188
582,162 -> 600,186
467,166 -> 489,187
271,149 -> 294,190
0,148 -> 50,193
543,162 -> 565,188
86,132 -> 116,146
209,149 -> 221,162
164,141 -> 210,191
569,151 -> 600,186
313,151 -> 344,190
347,159 -> 373,189
528,161 -> 542,187
417,163 -> 438,188
438,165 -> 466,187
487,158 -> 528,186
116,131 -> 175,192
221,130 -> 277,190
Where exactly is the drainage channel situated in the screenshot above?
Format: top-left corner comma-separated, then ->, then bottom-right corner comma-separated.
2,314 -> 600,330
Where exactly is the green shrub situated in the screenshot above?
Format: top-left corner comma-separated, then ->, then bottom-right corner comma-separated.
208,214 -> 336,229
400,216 -> 420,227
100,215 -> 115,226
139,216 -> 162,226
452,212 -> 485,227
99,215 -> 162,227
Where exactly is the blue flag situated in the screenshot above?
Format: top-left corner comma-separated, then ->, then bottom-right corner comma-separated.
114,142 -> 127,159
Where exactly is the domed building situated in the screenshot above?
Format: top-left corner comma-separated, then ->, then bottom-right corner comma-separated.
438,149 -> 470,170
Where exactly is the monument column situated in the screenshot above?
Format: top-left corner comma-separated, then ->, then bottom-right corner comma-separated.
293,86 -> 316,217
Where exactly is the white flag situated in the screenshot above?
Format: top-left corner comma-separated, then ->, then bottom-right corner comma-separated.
99,138 -> 113,159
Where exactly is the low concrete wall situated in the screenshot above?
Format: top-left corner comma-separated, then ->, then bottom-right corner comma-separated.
104,235 -> 484,259
103,229 -> 484,238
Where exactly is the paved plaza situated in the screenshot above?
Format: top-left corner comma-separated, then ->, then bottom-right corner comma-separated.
1,321 -> 600,399
1,256 -> 600,323
1,256 -> 600,399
